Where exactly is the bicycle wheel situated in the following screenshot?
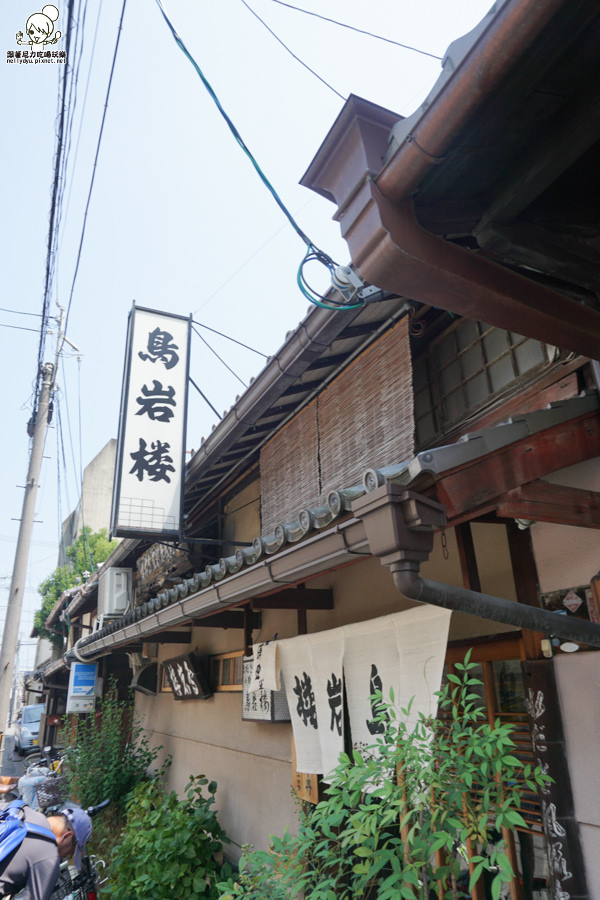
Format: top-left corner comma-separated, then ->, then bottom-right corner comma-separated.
23,749 -> 42,766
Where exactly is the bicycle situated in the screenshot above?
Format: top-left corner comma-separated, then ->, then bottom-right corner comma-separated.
50,799 -> 111,900
15,745 -> 68,813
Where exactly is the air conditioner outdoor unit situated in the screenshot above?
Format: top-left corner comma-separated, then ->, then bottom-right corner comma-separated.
92,613 -> 124,633
98,567 -> 132,617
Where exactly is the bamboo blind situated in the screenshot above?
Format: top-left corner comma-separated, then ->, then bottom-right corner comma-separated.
260,398 -> 320,534
260,318 -> 414,534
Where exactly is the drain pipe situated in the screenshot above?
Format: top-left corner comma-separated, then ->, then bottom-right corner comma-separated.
353,483 -> 600,649
390,560 -> 600,648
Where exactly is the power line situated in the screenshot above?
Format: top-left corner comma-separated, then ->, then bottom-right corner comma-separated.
265,0 -> 443,60
58,0 -> 104,262
0,308 -> 43,318
52,0 -> 89,295
64,0 -> 129,334
239,0 -> 345,100
154,0 -> 341,310
35,0 -> 75,410
0,324 -> 42,334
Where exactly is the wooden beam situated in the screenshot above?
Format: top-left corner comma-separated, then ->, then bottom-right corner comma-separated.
297,608 -> 307,635
476,78 -> 600,227
146,630 -> 192,644
506,521 -> 544,659
455,522 -> 481,592
251,588 -> 333,611
435,412 -> 600,519
244,607 -> 252,656
498,481 -> 600,528
190,611 -> 261,630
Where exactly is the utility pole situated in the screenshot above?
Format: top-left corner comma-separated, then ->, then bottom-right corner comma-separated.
0,306 -> 77,732
0,362 -> 54,731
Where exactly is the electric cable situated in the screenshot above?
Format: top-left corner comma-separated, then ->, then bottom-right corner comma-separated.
52,0 -> 89,293
239,0 -> 344,100
59,356 -> 80,519
154,0 -> 350,311
298,248 -> 363,310
0,308 -> 42,317
55,396 -> 67,565
58,0 -> 104,262
0,324 -> 42,334
55,391 -> 73,557
265,0 -> 443,60
34,0 -> 75,413
194,199 -> 316,316
64,0 -> 129,335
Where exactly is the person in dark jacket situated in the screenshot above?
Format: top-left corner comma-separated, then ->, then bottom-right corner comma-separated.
0,804 -> 91,900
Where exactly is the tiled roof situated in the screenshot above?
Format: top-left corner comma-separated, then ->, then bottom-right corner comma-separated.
67,391 -> 598,660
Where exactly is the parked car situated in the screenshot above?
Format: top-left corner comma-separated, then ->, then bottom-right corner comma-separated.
14,704 -> 43,754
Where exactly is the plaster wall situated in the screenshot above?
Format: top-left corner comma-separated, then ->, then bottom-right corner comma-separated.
81,439 -> 116,533
137,520 -> 521,856
59,439 -> 116,565
531,458 -> 600,593
223,480 -> 261,551
136,687 -> 295,857
554,651 -> 600,900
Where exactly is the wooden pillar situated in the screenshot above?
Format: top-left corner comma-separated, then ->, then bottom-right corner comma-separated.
455,522 -> 481,591
506,522 -> 544,659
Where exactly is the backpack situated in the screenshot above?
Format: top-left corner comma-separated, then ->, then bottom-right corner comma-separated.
0,800 -> 56,864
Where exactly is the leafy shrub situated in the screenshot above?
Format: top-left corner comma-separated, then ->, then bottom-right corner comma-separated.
218,651 -> 549,900
64,679 -> 159,810
104,773 -> 231,899
35,528 -> 113,647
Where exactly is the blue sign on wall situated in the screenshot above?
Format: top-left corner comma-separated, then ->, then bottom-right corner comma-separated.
67,662 -> 97,713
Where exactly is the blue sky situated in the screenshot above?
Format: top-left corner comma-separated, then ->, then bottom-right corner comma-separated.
1,0 -> 493,668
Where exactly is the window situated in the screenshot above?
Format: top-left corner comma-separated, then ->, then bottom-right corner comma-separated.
210,650 -> 244,692
414,321 -> 552,445
22,706 -> 43,724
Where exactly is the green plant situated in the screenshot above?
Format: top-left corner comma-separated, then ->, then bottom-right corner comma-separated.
35,527 -> 113,646
218,651 -> 550,900
64,678 -> 159,810
65,526 -> 112,573
35,566 -> 79,647
104,772 -> 231,899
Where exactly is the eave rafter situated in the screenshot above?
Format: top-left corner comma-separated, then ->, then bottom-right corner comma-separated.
497,481 -> 600,528
433,411 -> 600,525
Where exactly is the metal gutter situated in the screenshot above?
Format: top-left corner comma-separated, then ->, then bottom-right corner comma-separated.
300,0 -> 600,358
379,0 -> 568,200
65,516 -> 369,660
45,587 -> 79,629
66,394 -> 600,661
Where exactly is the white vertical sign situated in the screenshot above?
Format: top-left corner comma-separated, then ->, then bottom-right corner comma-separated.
111,305 -> 191,540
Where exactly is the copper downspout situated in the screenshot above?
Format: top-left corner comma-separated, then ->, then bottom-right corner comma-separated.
353,484 -> 600,649
390,562 -> 600,649
300,0 -> 600,359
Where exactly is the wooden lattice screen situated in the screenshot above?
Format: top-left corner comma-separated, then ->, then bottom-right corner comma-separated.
260,317 -> 414,534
